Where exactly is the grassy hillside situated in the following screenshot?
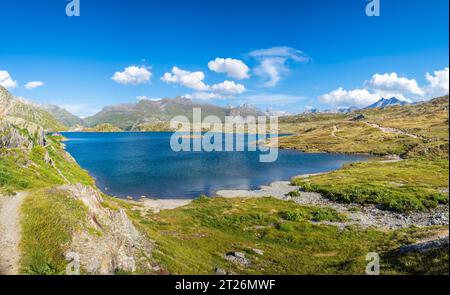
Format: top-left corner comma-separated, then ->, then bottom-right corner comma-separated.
278,95 -> 449,156
0,134 -> 93,195
278,96 -> 449,213
292,158 -> 449,212
82,123 -> 122,132
116,196 -> 448,275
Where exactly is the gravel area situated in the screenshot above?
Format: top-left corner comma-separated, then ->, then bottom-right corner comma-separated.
216,179 -> 449,230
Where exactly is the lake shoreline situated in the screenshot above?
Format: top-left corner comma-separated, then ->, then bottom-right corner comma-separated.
61,132 -> 371,200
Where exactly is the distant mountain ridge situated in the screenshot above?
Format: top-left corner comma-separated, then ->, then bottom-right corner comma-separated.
43,104 -> 84,127
84,97 -> 266,130
365,97 -> 410,109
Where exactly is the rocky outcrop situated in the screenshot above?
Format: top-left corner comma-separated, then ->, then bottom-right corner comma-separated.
0,86 -> 13,116
0,116 -> 46,149
398,237 -> 449,255
62,184 -> 153,274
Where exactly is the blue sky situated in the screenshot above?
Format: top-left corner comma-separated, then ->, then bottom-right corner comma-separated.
0,0 -> 448,117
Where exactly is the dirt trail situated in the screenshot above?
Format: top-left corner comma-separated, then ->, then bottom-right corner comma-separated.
331,125 -> 339,137
0,192 -> 27,275
364,122 -> 420,139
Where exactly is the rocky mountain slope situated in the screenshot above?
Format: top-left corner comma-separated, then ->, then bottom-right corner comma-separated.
43,104 -> 84,128
0,86 -> 66,131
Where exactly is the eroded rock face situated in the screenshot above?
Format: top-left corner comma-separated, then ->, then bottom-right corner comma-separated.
0,116 -> 46,149
62,184 -> 153,275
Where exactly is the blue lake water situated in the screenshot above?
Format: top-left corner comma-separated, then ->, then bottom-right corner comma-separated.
62,132 -> 370,199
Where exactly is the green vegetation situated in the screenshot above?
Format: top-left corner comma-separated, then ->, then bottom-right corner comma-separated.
20,188 -> 88,274
383,247 -> 449,275
0,136 -> 93,195
292,158 -> 449,212
277,121 -> 421,155
82,123 -> 122,132
360,96 -> 449,140
119,196 -> 446,275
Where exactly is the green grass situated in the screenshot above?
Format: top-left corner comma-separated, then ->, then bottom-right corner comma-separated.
383,247 -> 449,275
20,188 -> 88,274
119,196 -> 446,275
292,158 -> 449,212
0,137 -> 93,194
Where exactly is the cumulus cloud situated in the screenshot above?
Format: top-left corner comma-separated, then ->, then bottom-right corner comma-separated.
112,66 -> 152,85
367,72 -> 424,97
208,58 -> 250,80
319,67 -> 449,108
211,80 -> 246,95
425,67 -> 449,98
161,67 -> 209,91
187,81 -> 246,101
25,81 -> 44,90
0,71 -> 18,89
318,87 -> 382,108
162,66 -> 246,100
249,46 -> 310,87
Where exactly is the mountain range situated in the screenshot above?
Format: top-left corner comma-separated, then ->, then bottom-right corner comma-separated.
365,97 -> 410,109
83,98 -> 266,130
0,85 -> 417,132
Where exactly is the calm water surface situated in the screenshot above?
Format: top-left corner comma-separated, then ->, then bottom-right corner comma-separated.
62,132 -> 370,199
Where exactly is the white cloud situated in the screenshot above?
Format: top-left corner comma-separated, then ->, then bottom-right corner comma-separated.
208,58 -> 250,80
253,57 -> 287,87
187,81 -> 246,101
185,92 -> 221,101
211,80 -> 246,96
25,81 -> 44,90
425,67 -> 449,98
0,71 -> 18,89
112,66 -> 152,85
161,67 -> 209,91
367,72 -> 424,97
318,87 -> 382,108
249,46 -> 310,87
250,47 -> 310,62
319,67 -> 449,108
136,96 -> 162,101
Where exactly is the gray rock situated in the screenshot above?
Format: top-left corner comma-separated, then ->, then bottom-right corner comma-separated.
225,252 -> 251,266
398,237 -> 449,255
215,268 -> 227,275
252,248 -> 264,256
62,184 -> 154,275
